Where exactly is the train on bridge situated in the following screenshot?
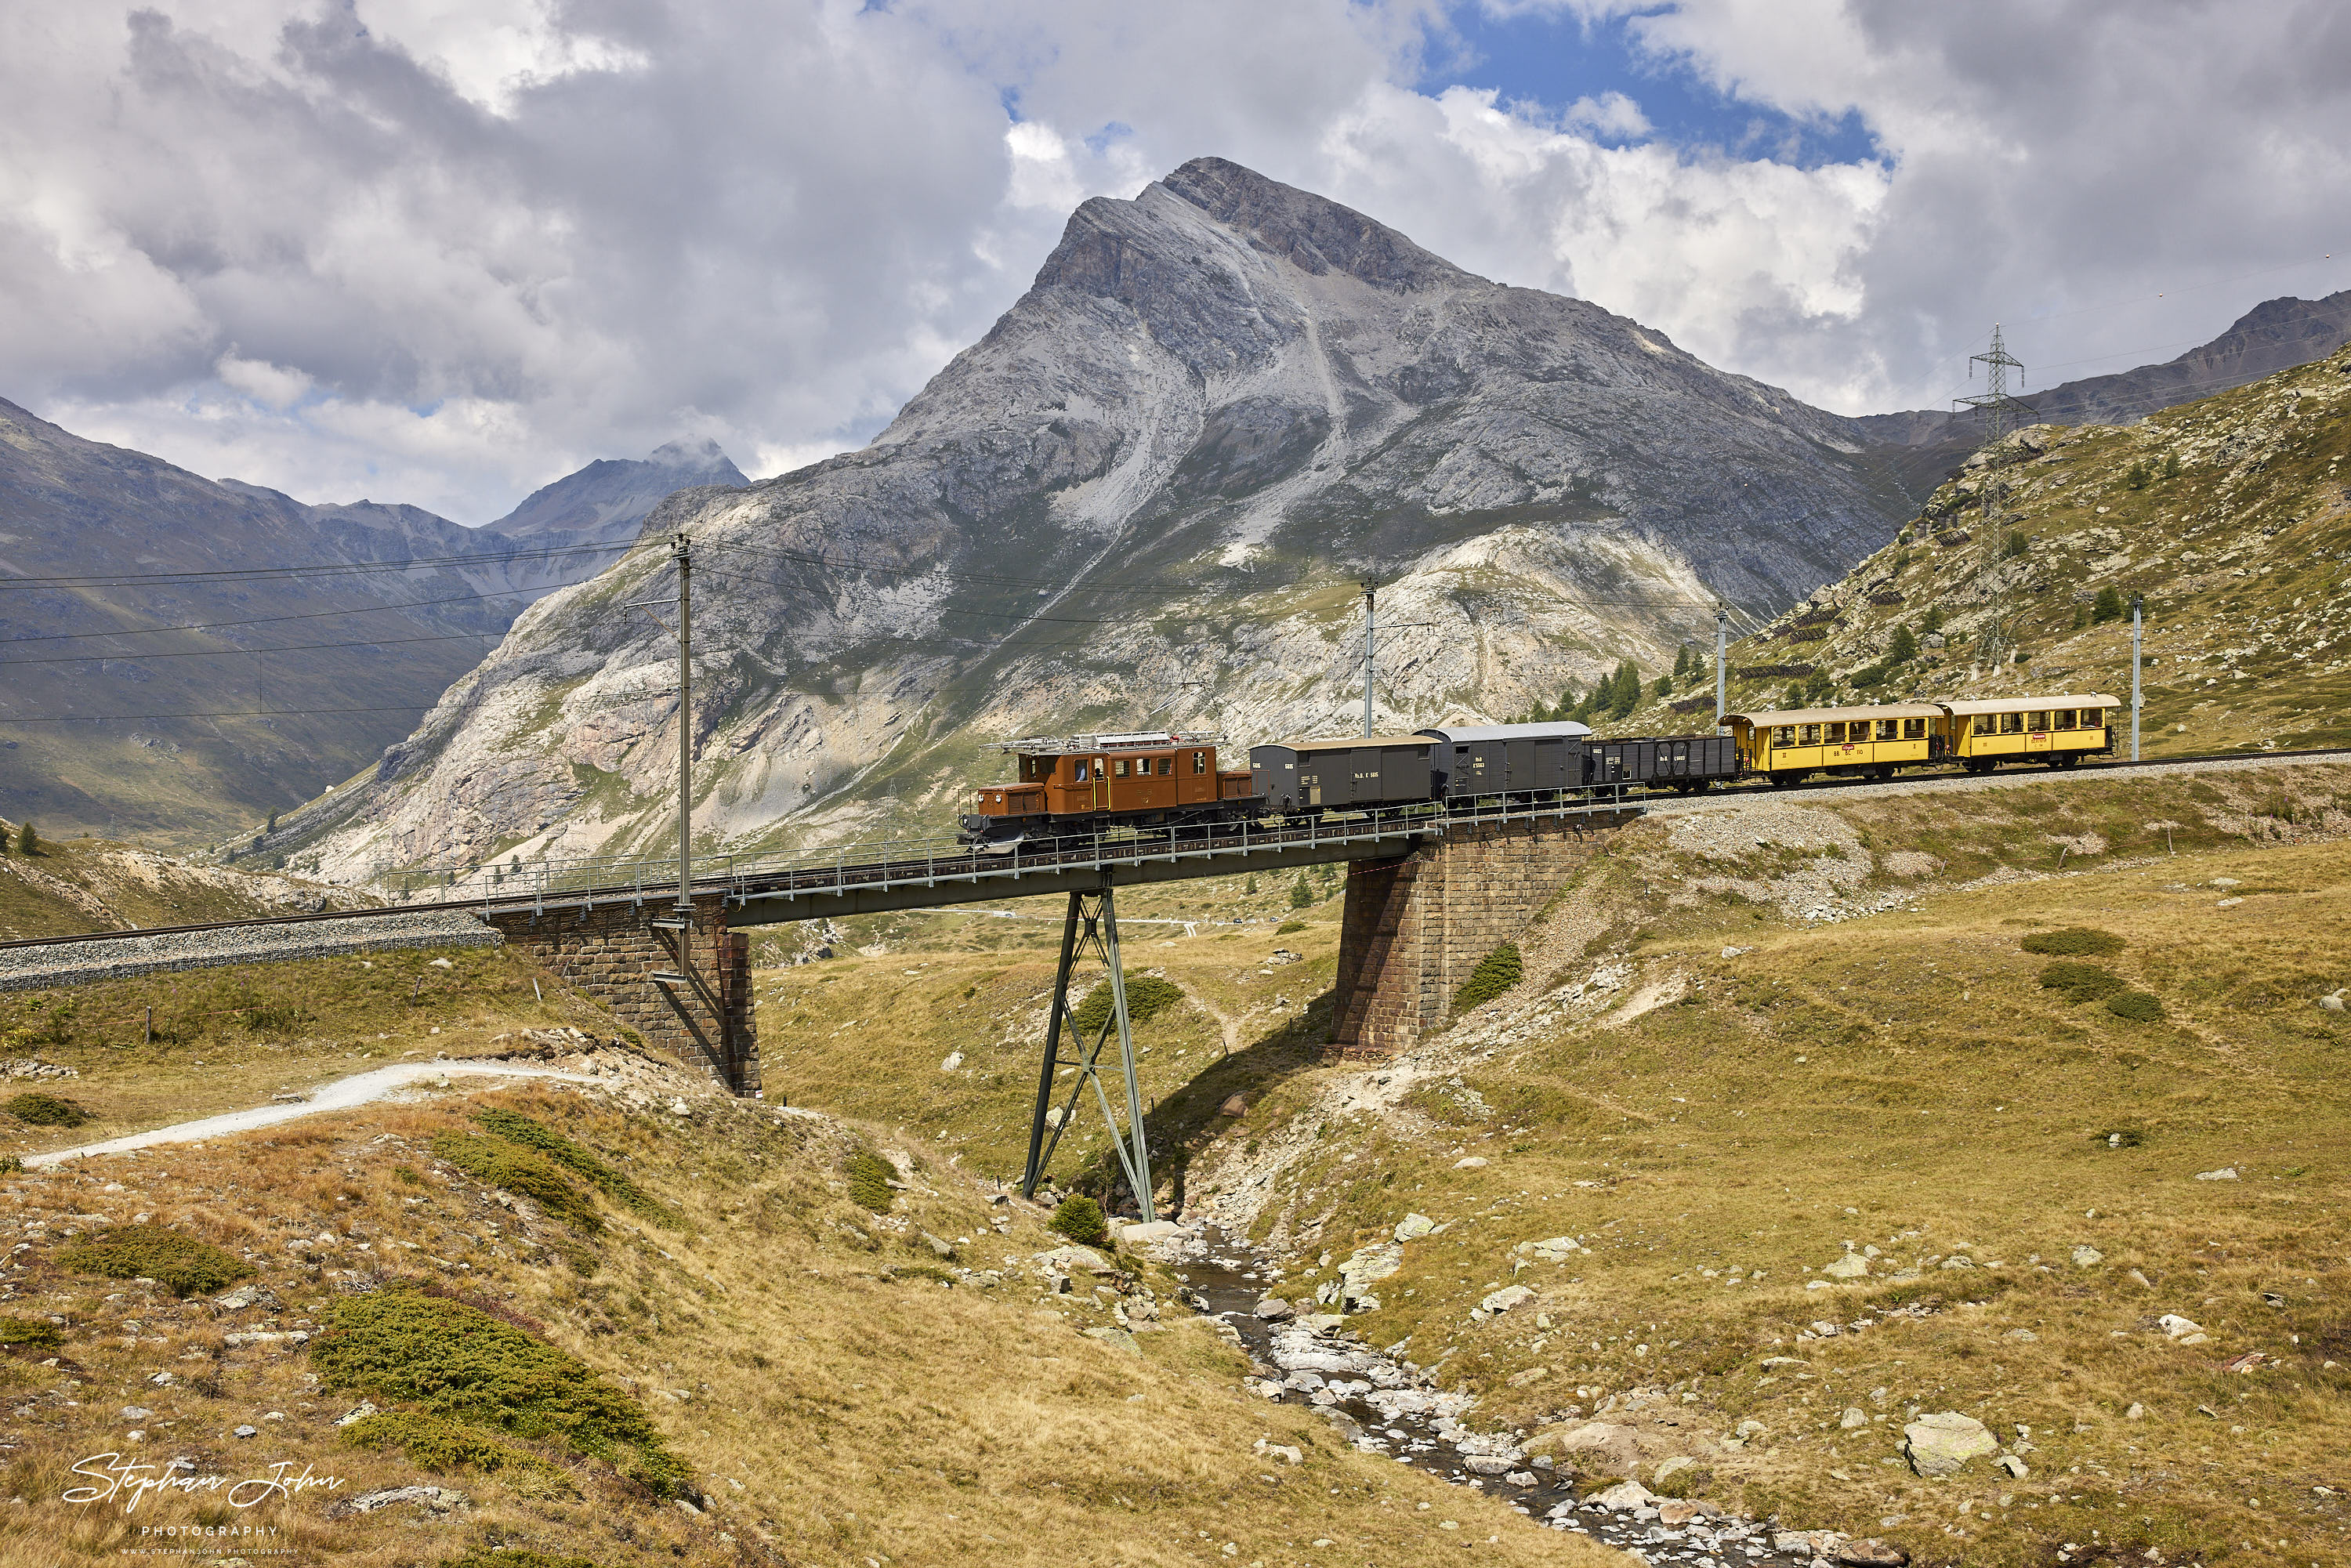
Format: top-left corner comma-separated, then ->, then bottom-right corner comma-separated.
958,691 -> 2119,847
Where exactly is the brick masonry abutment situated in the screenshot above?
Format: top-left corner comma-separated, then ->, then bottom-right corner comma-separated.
1331,811 -> 1632,1058
484,894 -> 758,1095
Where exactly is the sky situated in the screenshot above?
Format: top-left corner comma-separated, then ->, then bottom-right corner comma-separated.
3,0 -> 2349,523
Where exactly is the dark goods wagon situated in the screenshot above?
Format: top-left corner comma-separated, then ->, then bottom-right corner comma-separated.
1249,736 -> 1438,813
1414,721 -> 1592,798
1586,733 -> 1737,791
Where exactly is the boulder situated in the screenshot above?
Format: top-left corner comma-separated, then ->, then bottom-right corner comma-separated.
1835,1540 -> 1910,1566
1339,1243 -> 1402,1311
1822,1252 -> 1869,1280
1652,1455 -> 1697,1488
2070,1244 -> 2103,1268
1839,1407 -> 1867,1429
1554,1421 -> 1643,1473
1454,1156 -> 1488,1168
1393,1213 -> 1437,1242
1903,1411 -> 1998,1476
2194,1167 -> 2239,1181
1460,1455 -> 1516,1476
1253,1296 -> 1296,1322
1589,1479 -> 1656,1512
1514,1235 -> 1586,1264
1081,1326 -> 1142,1356
1034,1245 -> 1117,1275
1219,1095 -> 1248,1117
1480,1285 -> 1534,1316
1113,1219 -> 1179,1246
2158,1313 -> 2204,1338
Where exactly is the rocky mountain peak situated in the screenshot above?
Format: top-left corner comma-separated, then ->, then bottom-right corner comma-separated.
1155,156 -> 1470,292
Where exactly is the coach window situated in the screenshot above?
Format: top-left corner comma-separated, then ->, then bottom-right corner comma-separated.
2000,712 -> 2024,735
1799,723 -> 1822,745
1903,717 -> 1926,740
2027,711 -> 2050,732
1974,714 -> 1997,736
2052,709 -> 2075,731
1773,726 -> 1795,747
1875,719 -> 1898,741
1823,722 -> 1844,744
2082,708 -> 2104,729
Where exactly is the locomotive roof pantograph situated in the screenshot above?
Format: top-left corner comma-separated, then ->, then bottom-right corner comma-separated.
1413,720 -> 1595,743
995,731 -> 1224,754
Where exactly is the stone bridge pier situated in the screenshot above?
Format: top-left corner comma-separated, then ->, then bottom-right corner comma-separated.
1330,809 -> 1635,1058
484,895 -> 759,1095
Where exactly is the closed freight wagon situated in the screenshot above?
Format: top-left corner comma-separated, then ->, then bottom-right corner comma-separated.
1413,721 -> 1592,797
1250,737 -> 1437,812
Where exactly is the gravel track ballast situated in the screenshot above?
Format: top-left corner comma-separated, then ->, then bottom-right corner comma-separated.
0,911 -> 501,993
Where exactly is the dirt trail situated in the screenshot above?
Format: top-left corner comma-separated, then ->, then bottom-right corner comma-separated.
25,1060 -> 592,1167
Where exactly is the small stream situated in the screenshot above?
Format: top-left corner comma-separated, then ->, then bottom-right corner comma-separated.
1167,1227 -> 1830,1567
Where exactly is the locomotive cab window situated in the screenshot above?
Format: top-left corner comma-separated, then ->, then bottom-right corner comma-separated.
1074,760 -> 1089,780
1020,755 -> 1049,782
1114,759 -> 1130,777
1903,717 -> 1926,739
1193,751 -> 1208,774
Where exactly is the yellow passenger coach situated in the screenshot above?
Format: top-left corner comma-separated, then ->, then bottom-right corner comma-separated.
1725,693 -> 2119,785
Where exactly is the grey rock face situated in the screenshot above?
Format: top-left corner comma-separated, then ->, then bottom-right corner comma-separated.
299,158 -> 1919,880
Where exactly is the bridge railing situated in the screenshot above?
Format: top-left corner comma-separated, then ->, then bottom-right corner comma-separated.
372,783 -> 1637,914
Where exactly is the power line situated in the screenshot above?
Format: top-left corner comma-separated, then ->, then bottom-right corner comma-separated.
1,575 -> 610,645
0,539 -> 643,591
0,628 -> 494,668
0,703 -> 442,724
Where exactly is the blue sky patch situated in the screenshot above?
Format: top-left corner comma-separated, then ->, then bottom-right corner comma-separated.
1422,4 -> 1882,169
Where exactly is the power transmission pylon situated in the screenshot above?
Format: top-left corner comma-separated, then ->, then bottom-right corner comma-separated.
1955,324 -> 2035,670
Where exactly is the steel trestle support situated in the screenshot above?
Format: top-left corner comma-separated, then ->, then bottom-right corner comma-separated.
1018,875 -> 1154,1221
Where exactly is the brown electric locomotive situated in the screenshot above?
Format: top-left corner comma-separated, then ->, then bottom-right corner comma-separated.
960,731 -> 1259,847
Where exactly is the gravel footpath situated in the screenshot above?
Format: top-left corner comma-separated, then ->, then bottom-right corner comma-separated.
24,1059 -> 592,1167
1648,749 -> 2348,818
0,910 -> 502,993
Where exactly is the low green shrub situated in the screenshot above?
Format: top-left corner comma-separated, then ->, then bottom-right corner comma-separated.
1453,942 -> 1524,1012
473,1109 -> 665,1221
847,1150 -> 896,1213
3,1092 -> 89,1128
2021,926 -> 2125,957
315,1282 -> 690,1497
56,1223 -> 254,1297
342,1410 -> 556,1479
1274,920 -> 1306,935
2038,961 -> 2126,1003
0,1154 -> 23,1175
0,1314 -> 62,1350
1070,973 -> 1185,1037
431,1132 -> 602,1233
1049,1193 -> 1110,1249
2106,990 -> 2166,1023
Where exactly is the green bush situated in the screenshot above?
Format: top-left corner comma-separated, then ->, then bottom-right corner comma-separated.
0,1154 -> 21,1175
1049,1194 -> 1110,1249
431,1132 -> 602,1233
847,1150 -> 896,1213
1071,973 -> 1185,1037
2003,529 -> 2028,559
2020,926 -> 2125,957
1886,624 -> 1918,663
0,1314 -> 62,1350
2105,990 -> 2166,1023
3,1092 -> 89,1128
1453,942 -> 1525,1013
2092,585 -> 2126,625
314,1282 -> 690,1497
2039,961 -> 2125,1003
56,1223 -> 254,1297
342,1409 -> 555,1480
473,1109 -> 665,1221
1274,919 -> 1306,935
15,820 -> 37,856
1288,875 -> 1313,909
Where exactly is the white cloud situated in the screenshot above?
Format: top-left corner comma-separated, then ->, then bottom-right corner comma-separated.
2,0 -> 2347,520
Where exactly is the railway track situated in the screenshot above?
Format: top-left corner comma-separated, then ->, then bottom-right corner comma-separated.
5,743 -> 2345,959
